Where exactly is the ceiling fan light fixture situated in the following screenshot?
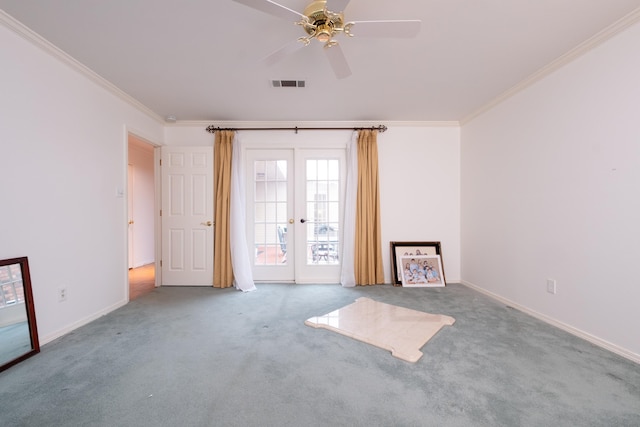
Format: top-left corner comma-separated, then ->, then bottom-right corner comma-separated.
316,27 -> 332,43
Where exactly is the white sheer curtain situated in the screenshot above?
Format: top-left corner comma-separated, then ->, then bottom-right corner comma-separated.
340,132 -> 358,287
230,135 -> 256,292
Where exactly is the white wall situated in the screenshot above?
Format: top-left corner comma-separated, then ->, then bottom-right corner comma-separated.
461,21 -> 640,360
0,23 -> 164,344
166,124 -> 462,284
379,126 -> 461,283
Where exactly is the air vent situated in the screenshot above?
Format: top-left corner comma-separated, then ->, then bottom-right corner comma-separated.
271,80 -> 306,88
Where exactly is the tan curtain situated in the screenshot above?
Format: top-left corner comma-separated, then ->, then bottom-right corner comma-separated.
354,130 -> 385,285
213,130 -> 235,288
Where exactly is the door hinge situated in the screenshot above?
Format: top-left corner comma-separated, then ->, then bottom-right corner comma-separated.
159,158 -> 162,166
160,260 -> 162,267
160,209 -> 162,216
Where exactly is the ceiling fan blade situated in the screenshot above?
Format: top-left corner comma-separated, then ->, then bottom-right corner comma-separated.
327,0 -> 351,13
348,20 -> 421,38
233,0 -> 305,21
262,39 -> 305,66
324,44 -> 352,79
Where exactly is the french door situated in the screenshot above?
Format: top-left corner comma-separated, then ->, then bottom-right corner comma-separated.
246,148 -> 346,283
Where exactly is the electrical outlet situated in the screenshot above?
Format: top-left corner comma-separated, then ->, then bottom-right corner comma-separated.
58,287 -> 67,302
546,279 -> 556,294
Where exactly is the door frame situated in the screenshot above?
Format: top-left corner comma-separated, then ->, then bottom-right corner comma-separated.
240,131 -> 352,283
293,148 -> 346,284
245,149 -> 296,283
125,131 -> 161,299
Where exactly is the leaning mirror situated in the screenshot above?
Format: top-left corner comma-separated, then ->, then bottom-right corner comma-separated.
0,256 -> 39,372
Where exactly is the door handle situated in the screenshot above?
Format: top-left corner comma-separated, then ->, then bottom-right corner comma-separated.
202,221 -> 213,227
300,218 -> 307,223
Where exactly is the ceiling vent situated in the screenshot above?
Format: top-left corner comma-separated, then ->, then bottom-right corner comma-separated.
271,80 -> 306,88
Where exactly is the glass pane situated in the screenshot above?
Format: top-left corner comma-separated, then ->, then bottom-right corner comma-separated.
254,181 -> 265,202
254,161 -> 265,181
254,158 -> 288,266
306,181 -> 316,202
328,159 -> 339,180
277,160 -> 287,180
277,225 -> 287,259
317,181 -> 328,198
306,202 -> 316,222
265,203 -> 276,223
328,202 -> 339,223
327,181 -> 339,201
254,224 -> 265,244
264,223 -> 276,244
276,202 -> 287,223
305,157 -> 339,266
306,160 -> 316,180
277,181 -> 287,201
317,159 -> 328,180
254,203 -> 264,219
265,160 -> 277,181
265,182 -> 276,200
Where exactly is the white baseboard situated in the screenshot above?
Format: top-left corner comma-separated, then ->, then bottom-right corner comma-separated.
39,299 -> 128,346
132,260 -> 155,269
460,280 -> 640,365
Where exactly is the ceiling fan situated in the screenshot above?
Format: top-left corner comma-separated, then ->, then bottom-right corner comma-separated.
233,0 -> 421,79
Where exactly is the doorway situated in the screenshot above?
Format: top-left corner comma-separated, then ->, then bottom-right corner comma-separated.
246,148 -> 346,283
127,134 -> 158,297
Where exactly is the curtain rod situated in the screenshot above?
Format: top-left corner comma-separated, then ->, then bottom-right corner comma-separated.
205,125 -> 387,134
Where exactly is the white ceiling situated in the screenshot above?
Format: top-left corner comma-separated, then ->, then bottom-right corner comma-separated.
2,0 -> 639,123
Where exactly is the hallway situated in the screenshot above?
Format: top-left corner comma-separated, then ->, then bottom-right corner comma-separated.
128,264 -> 155,300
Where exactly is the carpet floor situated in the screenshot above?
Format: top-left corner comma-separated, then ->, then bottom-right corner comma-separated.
1,283 -> 638,426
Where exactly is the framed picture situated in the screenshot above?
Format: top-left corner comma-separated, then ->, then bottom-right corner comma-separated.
390,241 -> 444,285
400,255 -> 445,287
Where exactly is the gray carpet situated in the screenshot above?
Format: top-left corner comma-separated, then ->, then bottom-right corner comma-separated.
1,283 -> 638,426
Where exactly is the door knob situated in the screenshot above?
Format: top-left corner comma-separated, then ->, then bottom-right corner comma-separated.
128,220 -> 134,225
289,219 -> 294,224
202,221 -> 213,227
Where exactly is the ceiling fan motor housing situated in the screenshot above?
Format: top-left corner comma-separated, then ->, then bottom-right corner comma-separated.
303,0 -> 344,41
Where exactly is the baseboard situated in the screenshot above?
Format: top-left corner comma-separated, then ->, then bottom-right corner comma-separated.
460,280 -> 640,365
132,260 -> 155,269
39,299 -> 128,346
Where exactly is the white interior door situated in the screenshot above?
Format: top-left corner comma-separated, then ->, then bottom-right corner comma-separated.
247,148 -> 345,283
161,147 -> 214,286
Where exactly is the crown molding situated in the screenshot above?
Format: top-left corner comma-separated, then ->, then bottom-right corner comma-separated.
0,10 -> 164,124
461,6 -> 640,125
